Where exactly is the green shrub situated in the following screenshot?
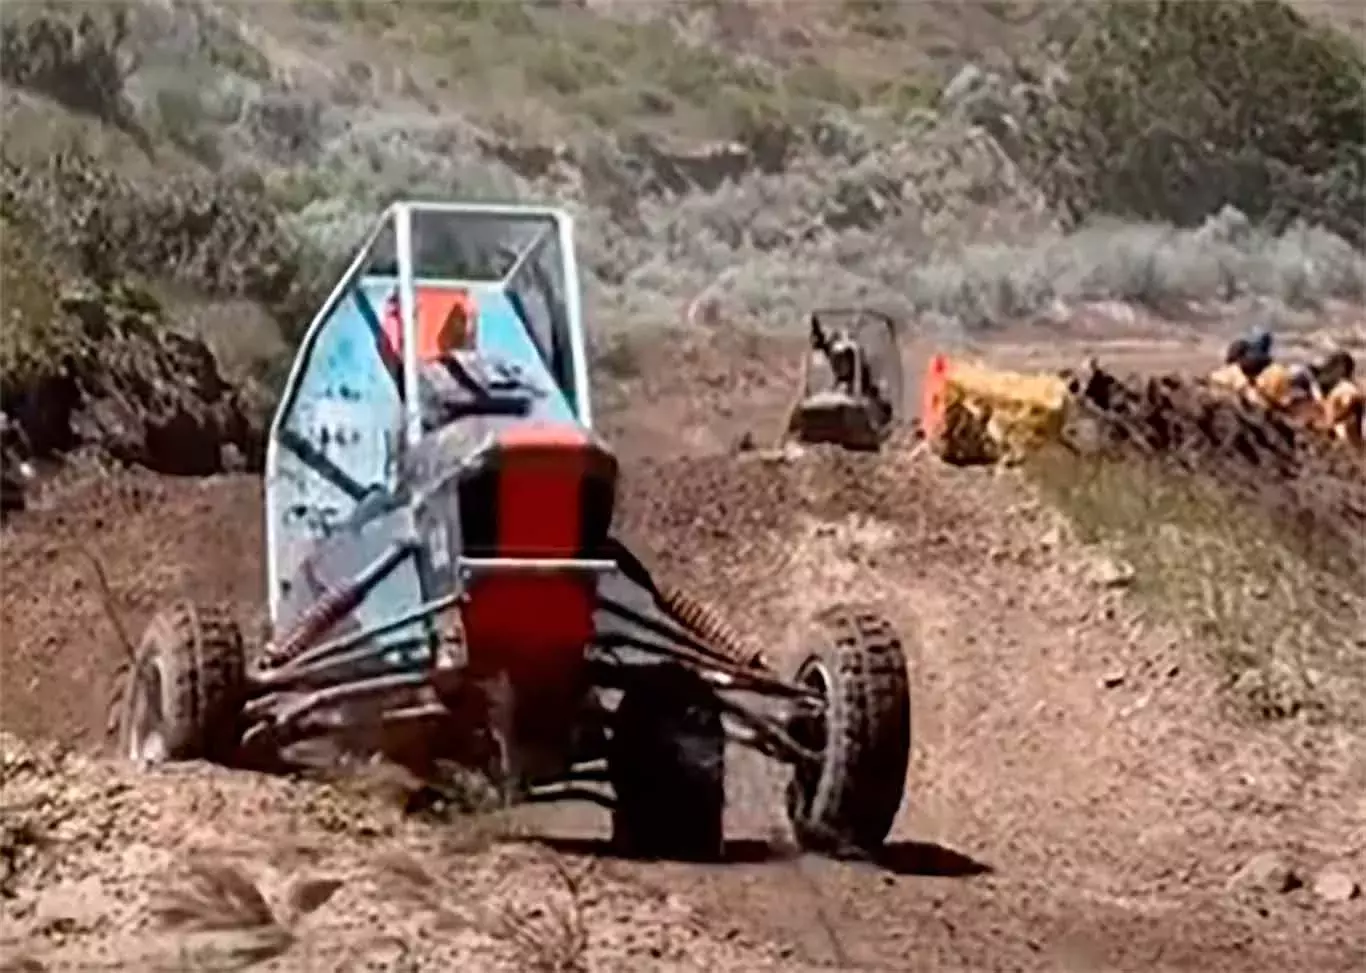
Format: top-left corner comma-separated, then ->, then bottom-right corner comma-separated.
0,150 -> 331,346
0,212 -> 78,391
1025,0 -> 1366,243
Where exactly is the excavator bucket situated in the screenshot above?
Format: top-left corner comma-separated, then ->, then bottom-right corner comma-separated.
787,307 -> 904,452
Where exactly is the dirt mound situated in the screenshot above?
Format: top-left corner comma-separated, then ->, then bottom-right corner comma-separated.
1065,366 -> 1366,574
4,282 -> 264,475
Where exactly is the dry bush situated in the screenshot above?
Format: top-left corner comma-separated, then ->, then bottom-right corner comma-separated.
0,151 -> 322,325
0,228 -> 266,474
0,2 -> 144,139
147,856 -> 346,969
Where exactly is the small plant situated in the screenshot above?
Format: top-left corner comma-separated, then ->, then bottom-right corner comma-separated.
149,855 -> 345,968
490,851 -> 591,973
844,0 -> 906,39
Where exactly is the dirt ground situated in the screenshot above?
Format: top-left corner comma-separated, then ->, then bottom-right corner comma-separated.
3,315 -> 1365,972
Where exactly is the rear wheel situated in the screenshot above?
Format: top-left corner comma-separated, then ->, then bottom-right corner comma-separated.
609,664 -> 725,862
786,605 -> 911,856
117,601 -> 246,766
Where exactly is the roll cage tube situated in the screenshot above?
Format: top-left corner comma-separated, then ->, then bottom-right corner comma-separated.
264,201 -> 592,623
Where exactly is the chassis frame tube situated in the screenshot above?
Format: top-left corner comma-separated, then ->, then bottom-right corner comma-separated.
595,593 -> 821,701
257,555 -> 618,684
240,669 -> 434,748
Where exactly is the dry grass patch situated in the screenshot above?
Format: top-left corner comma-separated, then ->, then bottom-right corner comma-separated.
1024,445 -> 1366,724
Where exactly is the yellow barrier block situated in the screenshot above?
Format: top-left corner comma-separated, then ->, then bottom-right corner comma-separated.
928,359 -> 1072,466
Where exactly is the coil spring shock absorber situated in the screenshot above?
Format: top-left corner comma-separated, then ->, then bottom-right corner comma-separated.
259,541 -> 414,669
258,577 -> 364,669
656,582 -> 768,670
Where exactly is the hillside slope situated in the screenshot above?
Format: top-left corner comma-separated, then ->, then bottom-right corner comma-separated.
3,2 -> 1366,971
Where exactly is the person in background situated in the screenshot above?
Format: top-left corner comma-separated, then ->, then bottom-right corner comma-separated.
1251,357 -> 1298,410
1209,328 -> 1274,398
1222,328 -> 1273,369
1309,350 -> 1364,446
1241,328 -> 1295,410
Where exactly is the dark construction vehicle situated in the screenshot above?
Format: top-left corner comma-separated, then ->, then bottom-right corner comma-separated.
114,202 -> 912,861
785,306 -> 904,452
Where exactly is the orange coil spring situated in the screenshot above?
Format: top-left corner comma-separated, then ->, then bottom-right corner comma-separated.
658,583 -> 766,670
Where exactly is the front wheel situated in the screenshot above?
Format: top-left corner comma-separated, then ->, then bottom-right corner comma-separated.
786,605 -> 911,856
115,601 -> 247,766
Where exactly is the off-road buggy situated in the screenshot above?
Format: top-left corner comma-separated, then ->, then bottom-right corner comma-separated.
785,307 -> 904,452
114,202 -> 913,861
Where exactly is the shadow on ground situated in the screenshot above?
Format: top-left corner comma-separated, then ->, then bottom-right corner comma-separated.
873,840 -> 993,877
535,835 -> 993,877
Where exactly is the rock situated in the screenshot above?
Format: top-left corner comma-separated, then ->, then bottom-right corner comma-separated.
33,877 -> 110,932
1311,869 -> 1360,903
1229,852 -> 1302,894
220,442 -> 246,472
1090,557 -> 1135,589
757,443 -> 803,464
1100,670 -> 1126,689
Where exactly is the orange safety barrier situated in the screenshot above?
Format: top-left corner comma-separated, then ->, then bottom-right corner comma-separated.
381,287 -> 477,363
921,353 -> 951,441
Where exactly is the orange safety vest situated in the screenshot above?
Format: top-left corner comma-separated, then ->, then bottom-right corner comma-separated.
381,288 -> 477,362
1252,362 -> 1296,410
1322,379 -> 1364,445
1208,362 -> 1252,395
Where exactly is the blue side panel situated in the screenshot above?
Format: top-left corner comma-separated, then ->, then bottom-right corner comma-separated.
468,288 -> 577,423
274,509 -> 432,659
268,272 -> 576,632
271,285 -> 405,621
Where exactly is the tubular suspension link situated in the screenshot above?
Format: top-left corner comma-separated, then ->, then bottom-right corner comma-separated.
657,583 -> 767,670
259,540 -> 416,670
259,578 -> 365,669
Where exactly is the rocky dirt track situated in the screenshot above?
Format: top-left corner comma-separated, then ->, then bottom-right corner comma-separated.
3,327 -> 1366,972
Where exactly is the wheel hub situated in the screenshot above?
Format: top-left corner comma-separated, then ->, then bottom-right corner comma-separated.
124,661 -> 168,765
786,658 -> 832,819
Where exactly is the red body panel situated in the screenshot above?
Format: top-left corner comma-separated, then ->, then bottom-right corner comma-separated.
459,423 -> 607,679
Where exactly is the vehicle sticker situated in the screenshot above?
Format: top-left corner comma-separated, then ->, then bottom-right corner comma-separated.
429,519 -> 451,572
